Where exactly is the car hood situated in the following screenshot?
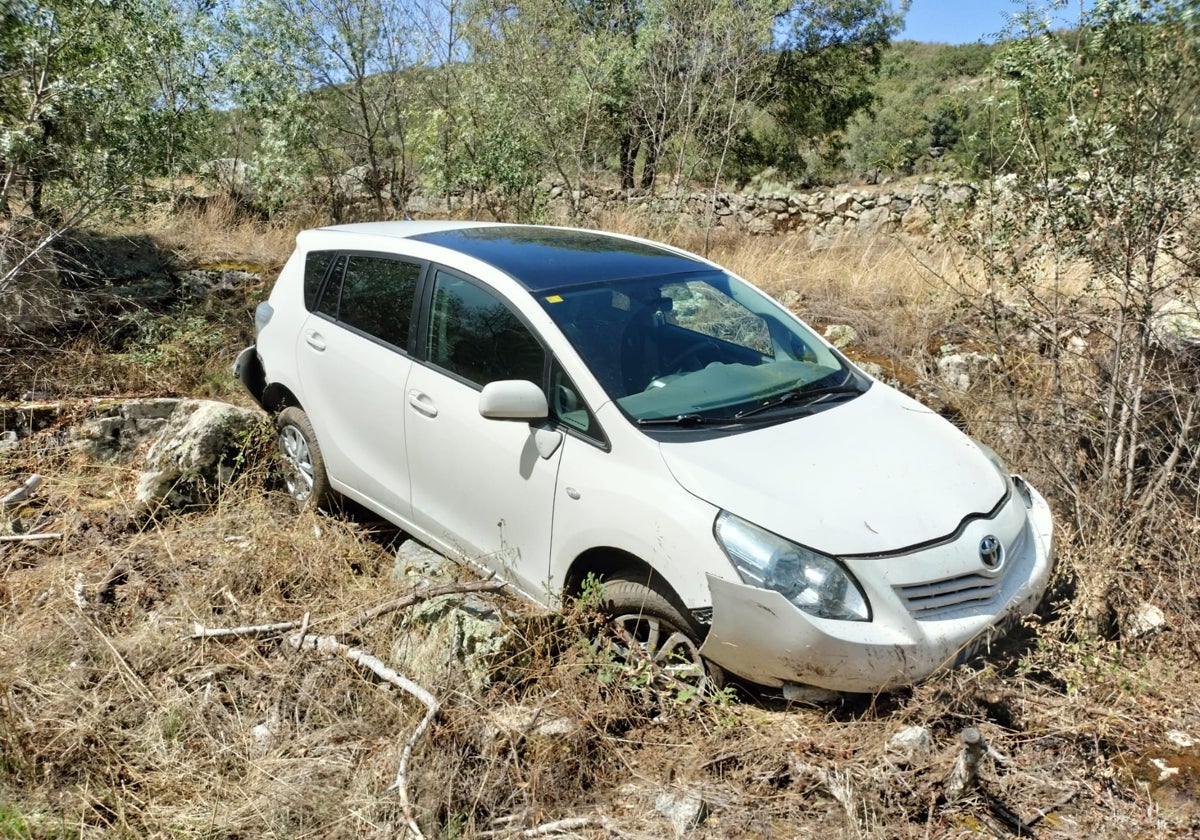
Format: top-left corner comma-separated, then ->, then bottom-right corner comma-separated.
658,384 -> 1008,556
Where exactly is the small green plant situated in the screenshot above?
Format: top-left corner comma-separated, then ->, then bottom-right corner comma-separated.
0,802 -> 30,839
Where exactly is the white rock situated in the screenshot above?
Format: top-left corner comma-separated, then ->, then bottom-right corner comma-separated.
937,351 -> 999,392
1123,602 -> 1167,639
654,790 -> 708,836
1166,730 -> 1197,749
134,400 -> 261,510
886,725 -> 933,765
823,324 -> 859,349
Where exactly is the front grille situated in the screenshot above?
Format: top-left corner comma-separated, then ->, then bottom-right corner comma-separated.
895,525 -> 1029,619
896,573 -> 1000,617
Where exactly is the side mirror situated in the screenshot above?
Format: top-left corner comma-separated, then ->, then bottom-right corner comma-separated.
479,380 -> 548,421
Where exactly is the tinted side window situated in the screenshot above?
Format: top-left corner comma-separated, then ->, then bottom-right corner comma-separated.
304,250 -> 336,311
427,271 -> 544,387
339,255 -> 420,348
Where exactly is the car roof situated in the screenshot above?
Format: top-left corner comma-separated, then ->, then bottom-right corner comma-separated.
314,221 -> 710,292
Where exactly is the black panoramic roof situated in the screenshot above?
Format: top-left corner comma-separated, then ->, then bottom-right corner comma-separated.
409,226 -> 708,292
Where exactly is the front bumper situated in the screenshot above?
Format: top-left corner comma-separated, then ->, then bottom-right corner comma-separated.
698,479 -> 1055,692
233,345 -> 267,409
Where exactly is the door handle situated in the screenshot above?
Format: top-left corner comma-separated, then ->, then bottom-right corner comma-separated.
303,330 -> 326,351
407,390 -> 438,418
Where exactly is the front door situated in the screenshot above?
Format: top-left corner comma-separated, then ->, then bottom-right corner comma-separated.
405,269 -> 563,599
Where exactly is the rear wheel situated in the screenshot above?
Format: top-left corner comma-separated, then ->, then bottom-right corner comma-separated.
599,573 -> 723,698
276,406 -> 331,509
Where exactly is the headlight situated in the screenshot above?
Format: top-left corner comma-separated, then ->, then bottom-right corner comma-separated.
714,512 -> 870,621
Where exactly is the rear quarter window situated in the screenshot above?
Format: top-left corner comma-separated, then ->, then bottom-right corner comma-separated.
304,250 -> 337,311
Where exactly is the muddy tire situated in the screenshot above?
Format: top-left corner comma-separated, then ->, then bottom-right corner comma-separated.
276,406 -> 332,510
600,573 -> 724,697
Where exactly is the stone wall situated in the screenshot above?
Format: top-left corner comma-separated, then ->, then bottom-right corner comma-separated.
538,180 -> 980,245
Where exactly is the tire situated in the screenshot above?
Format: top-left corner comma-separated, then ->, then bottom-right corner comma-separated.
599,572 -> 724,697
276,406 -> 332,510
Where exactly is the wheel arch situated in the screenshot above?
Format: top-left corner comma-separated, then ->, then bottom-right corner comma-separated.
562,547 -> 708,630
262,383 -> 301,413
563,547 -> 656,599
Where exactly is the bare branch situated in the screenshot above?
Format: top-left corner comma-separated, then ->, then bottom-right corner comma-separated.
338,575 -> 506,633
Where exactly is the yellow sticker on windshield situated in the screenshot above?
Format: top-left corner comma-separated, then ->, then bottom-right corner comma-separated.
545,294 -> 563,303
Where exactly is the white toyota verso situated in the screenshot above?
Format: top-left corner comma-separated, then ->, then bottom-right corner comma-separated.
236,221 -> 1055,694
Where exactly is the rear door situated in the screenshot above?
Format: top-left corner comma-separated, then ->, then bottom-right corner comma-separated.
295,252 -> 422,521
405,267 -> 563,599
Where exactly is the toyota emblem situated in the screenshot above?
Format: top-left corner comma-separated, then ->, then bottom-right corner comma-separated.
979,535 -> 1005,571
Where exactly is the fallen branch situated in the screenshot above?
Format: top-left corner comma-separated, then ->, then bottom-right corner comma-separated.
480,815 -> 629,838
339,576 -> 506,633
1025,787 -> 1079,828
0,532 -> 62,543
1,474 -> 42,507
190,619 -> 304,639
190,579 -> 510,837
291,631 -> 436,840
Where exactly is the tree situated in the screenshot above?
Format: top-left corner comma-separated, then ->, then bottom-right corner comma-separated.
0,0 -> 212,291
222,0 -> 429,219
762,0 -> 905,175
956,0 -> 1200,539
455,0 -> 896,199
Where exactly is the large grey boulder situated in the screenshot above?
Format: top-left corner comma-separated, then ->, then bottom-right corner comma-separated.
76,398 -> 181,461
133,400 -> 262,510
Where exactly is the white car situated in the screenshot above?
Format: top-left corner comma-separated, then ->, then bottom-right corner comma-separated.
235,221 -> 1054,694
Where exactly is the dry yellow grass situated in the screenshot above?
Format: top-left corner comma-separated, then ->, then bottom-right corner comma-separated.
2,207 -> 1199,837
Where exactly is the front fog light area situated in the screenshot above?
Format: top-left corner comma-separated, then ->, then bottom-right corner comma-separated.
714,512 -> 870,621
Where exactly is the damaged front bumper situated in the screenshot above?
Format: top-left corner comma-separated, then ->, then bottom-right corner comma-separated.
698,480 -> 1055,693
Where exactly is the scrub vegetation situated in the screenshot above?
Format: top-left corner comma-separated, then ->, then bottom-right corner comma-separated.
2,0 -> 1200,837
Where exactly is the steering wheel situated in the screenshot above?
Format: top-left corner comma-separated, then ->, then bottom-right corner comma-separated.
662,343 -> 720,375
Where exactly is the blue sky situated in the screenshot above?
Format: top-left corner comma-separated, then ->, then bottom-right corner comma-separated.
897,0 -> 1094,44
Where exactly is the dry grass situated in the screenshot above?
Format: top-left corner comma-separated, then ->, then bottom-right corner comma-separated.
139,194 -> 310,271
1,212 -> 1199,837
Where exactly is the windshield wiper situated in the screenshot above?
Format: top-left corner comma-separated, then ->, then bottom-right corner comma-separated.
636,413 -> 728,427
734,383 -> 862,420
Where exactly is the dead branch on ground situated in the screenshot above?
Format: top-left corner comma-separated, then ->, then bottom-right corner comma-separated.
187,578 -> 510,839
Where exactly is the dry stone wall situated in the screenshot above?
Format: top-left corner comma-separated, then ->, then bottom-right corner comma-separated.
535,180 -> 979,244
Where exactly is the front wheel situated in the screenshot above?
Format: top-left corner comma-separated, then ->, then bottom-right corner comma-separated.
599,573 -> 723,698
276,406 -> 331,510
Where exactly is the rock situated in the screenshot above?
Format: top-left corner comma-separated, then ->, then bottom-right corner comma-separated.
1123,602 -> 1167,640
134,400 -> 262,510
937,351 -> 999,392
857,361 -> 886,379
250,722 -> 273,755
0,431 -> 17,453
887,725 -> 933,766
746,216 -> 775,235
857,205 -> 894,235
654,789 -> 709,836
391,592 -> 510,692
776,289 -> 803,312
1151,299 -> 1200,351
487,706 -> 580,741
781,683 -> 838,703
391,538 -> 452,584
76,398 -> 181,461
823,324 -> 859,349
177,268 -> 262,298
1167,731 -> 1197,749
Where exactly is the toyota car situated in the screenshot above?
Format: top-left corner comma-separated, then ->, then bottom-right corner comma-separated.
235,221 -> 1054,694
